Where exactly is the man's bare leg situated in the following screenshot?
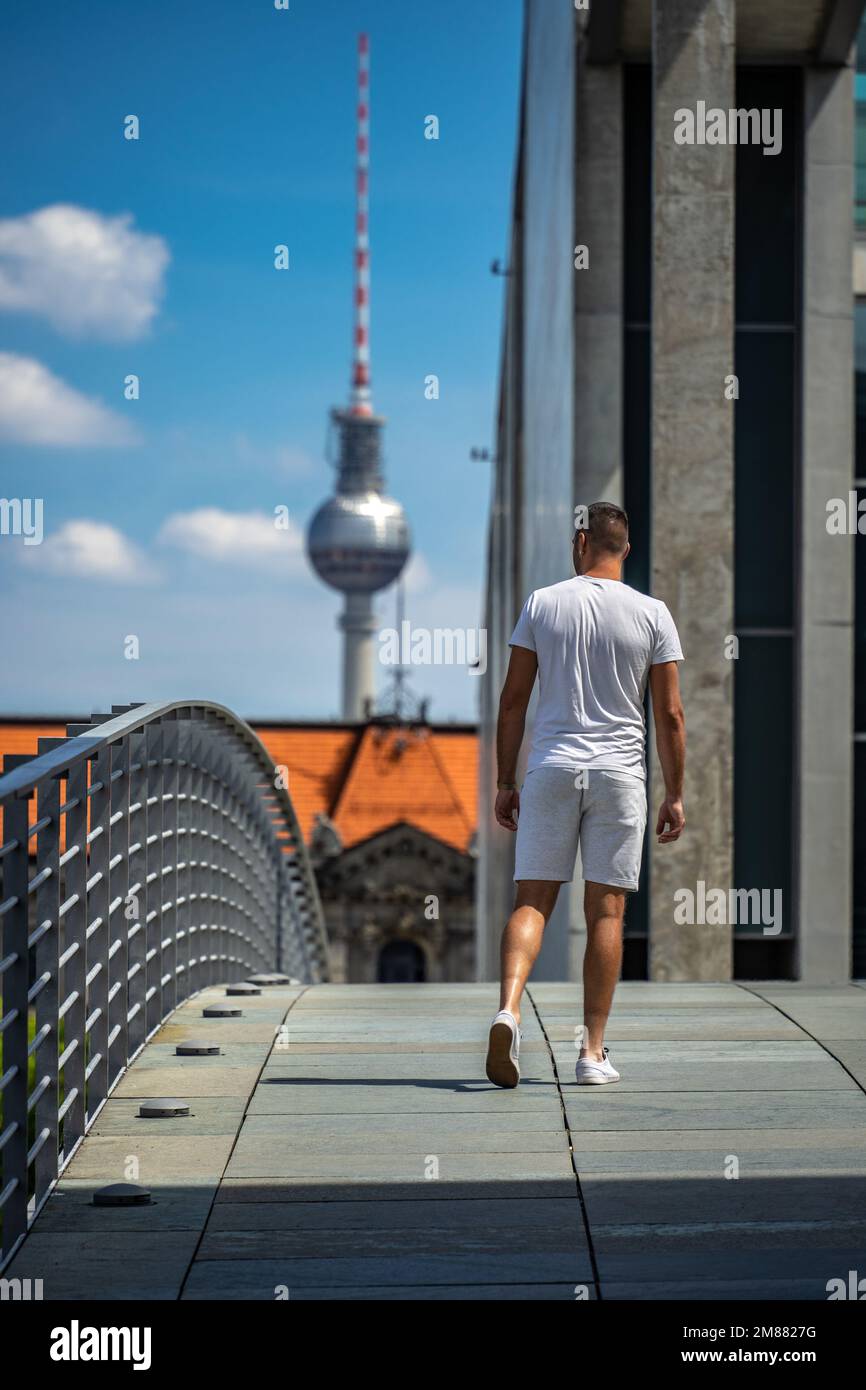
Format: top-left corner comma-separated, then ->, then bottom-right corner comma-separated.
581,881 -> 627,1061
498,880 -> 562,1025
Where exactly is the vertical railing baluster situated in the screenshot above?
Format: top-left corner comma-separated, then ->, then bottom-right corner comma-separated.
87,746 -> 110,1118
126,729 -> 147,1056
62,761 -> 88,1158
1,795 -> 32,1260
175,711 -> 191,1005
196,717 -> 209,989
215,728 -> 230,978
205,720 -> 219,989
109,739 -> 130,1080
145,720 -> 164,1037
186,712 -> 202,997
276,858 -> 284,976
162,712 -> 178,1015
226,744 -> 239,973
34,773 -> 61,1205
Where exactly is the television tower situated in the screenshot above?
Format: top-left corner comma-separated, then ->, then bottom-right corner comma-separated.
306,33 -> 411,720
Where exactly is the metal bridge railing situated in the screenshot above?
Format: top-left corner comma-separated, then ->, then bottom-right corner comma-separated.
0,700 -> 329,1270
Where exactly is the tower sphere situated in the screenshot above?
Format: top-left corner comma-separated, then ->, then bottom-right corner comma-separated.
306,491 -> 410,595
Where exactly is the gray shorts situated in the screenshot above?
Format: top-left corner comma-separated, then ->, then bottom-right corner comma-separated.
514,766 -> 648,891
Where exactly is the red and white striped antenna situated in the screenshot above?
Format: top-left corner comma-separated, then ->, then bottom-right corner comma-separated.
350,32 -> 373,417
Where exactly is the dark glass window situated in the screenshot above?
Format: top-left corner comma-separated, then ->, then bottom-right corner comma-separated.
734,331 -> 795,628
733,635 -> 794,939
735,70 -> 800,326
733,67 -> 800,977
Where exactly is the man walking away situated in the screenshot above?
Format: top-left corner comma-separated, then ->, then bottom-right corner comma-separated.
485,503 -> 686,1088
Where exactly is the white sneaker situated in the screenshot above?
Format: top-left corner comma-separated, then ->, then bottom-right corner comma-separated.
575,1046 -> 620,1086
486,1009 -> 521,1088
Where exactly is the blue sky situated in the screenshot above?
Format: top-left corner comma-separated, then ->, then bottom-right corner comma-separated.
0,0 -> 522,720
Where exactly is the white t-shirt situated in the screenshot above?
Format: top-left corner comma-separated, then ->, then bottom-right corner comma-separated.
509,575 -> 684,781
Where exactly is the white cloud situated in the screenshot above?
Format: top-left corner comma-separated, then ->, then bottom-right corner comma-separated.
0,352 -> 139,446
23,520 -> 157,584
0,204 -> 169,340
158,507 -> 306,571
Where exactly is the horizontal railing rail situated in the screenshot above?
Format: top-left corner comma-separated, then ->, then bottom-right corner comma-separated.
0,699 -> 329,1270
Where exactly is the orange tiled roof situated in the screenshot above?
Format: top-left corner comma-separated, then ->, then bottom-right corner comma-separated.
0,722 -> 71,848
254,727 -> 360,844
0,722 -> 68,759
0,719 -> 478,855
330,724 -> 475,852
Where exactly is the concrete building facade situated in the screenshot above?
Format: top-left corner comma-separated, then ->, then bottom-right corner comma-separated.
479,0 -> 865,984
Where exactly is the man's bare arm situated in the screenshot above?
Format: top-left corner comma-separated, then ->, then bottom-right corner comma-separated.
494,645 -> 538,830
648,660 -> 686,843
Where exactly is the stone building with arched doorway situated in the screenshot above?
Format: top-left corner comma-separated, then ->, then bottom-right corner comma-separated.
312,819 -> 475,983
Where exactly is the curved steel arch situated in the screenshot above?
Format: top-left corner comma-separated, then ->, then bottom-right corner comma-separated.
0,700 -> 329,1269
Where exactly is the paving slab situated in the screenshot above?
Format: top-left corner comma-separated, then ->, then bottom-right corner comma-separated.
568,1126 -> 866,1152
248,1081 -> 562,1114
531,983 -> 751,1004
228,1128 -> 568,1165
547,1017 -> 804,1041
60,1134 -> 235,1184
554,1039 -> 826,1058
205,1196 -> 584,1232
157,1021 -> 290,1044
262,1054 -> 550,1077
113,1064 -> 263,1098
197,1214 -> 589,1261
563,1090 -> 866,1130
551,1058 -> 857,1092
603,1278 -> 831,1300
223,1150 -> 577,1182
178,1250 -> 593,1297
215,1176 -> 578,1201
3,1232 -> 201,1300
566,1148 -> 866,1176
591,1216 -> 866,1254
196,1282 -> 590,1301
265,1041 -> 546,1054
597,1244 -> 866,1286
579,1173 -> 866,1225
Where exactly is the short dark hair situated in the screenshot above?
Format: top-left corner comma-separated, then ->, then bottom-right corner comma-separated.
576,502 -> 629,557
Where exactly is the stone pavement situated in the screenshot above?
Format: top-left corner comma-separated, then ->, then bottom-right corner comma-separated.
7,981 -> 866,1300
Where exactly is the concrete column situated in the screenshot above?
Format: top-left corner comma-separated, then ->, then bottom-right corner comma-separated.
340,592 -> 376,720
649,0 -> 735,980
574,60 -> 624,510
568,54 -> 626,981
798,62 -> 855,983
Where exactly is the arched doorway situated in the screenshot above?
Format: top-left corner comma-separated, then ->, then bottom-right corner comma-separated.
377,939 -> 426,983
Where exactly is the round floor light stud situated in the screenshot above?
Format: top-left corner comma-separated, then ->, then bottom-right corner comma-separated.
139,1098 -> 190,1118
93,1183 -> 152,1207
